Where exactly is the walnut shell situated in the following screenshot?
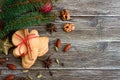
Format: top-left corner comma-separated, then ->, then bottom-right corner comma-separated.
63,23 -> 75,32
60,9 -> 70,21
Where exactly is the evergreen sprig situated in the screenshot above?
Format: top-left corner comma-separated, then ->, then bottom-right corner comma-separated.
2,0 -> 43,22
0,0 -> 56,39
0,12 -> 56,39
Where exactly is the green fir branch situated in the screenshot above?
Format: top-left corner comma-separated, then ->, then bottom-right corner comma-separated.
0,12 -> 56,39
0,0 -> 57,39
2,0 -> 43,22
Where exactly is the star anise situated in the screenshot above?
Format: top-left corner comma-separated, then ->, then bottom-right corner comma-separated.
43,56 -> 53,76
46,23 -> 57,34
43,56 -> 52,68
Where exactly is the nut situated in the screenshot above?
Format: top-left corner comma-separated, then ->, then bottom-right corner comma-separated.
63,23 -> 75,32
60,9 -> 70,21
5,74 -> 15,80
7,64 -> 16,70
56,39 -> 61,48
63,44 -> 71,52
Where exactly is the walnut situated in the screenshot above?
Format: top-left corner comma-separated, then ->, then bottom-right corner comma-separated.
63,23 -> 75,32
60,9 -> 70,21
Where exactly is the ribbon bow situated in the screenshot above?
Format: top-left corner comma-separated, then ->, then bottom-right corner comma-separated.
15,33 -> 37,57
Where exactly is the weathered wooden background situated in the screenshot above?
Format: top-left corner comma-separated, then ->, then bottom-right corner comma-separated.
1,0 -> 120,80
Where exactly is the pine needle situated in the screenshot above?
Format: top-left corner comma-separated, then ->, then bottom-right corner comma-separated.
0,0 -> 57,39
0,12 -> 56,39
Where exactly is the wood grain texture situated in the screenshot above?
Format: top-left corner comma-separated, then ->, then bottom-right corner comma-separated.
0,42 -> 120,69
1,0 -> 120,80
55,0 -> 120,16
1,70 -> 120,80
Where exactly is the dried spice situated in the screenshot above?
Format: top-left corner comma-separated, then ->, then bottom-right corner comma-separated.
43,56 -> 52,68
22,70 -> 29,73
55,58 -> 60,64
37,74 -> 43,79
46,23 -> 57,34
4,74 -> 15,80
28,75 -> 33,80
56,39 -> 61,48
43,56 -> 53,76
7,64 -> 16,70
54,46 -> 59,52
55,58 -> 64,66
63,44 -> 71,52
0,58 -> 6,65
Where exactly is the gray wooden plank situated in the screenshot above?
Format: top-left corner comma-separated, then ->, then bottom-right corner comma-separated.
1,0 -> 120,16
0,17 -> 120,70
0,16 -> 120,69
0,69 -> 120,80
29,16 -> 120,42
55,0 -> 120,16
0,41 -> 120,69
1,0 -> 120,80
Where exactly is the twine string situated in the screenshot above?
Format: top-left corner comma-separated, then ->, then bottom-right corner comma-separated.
15,33 -> 37,57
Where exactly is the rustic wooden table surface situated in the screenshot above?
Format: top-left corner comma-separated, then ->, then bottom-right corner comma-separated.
1,0 -> 120,80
